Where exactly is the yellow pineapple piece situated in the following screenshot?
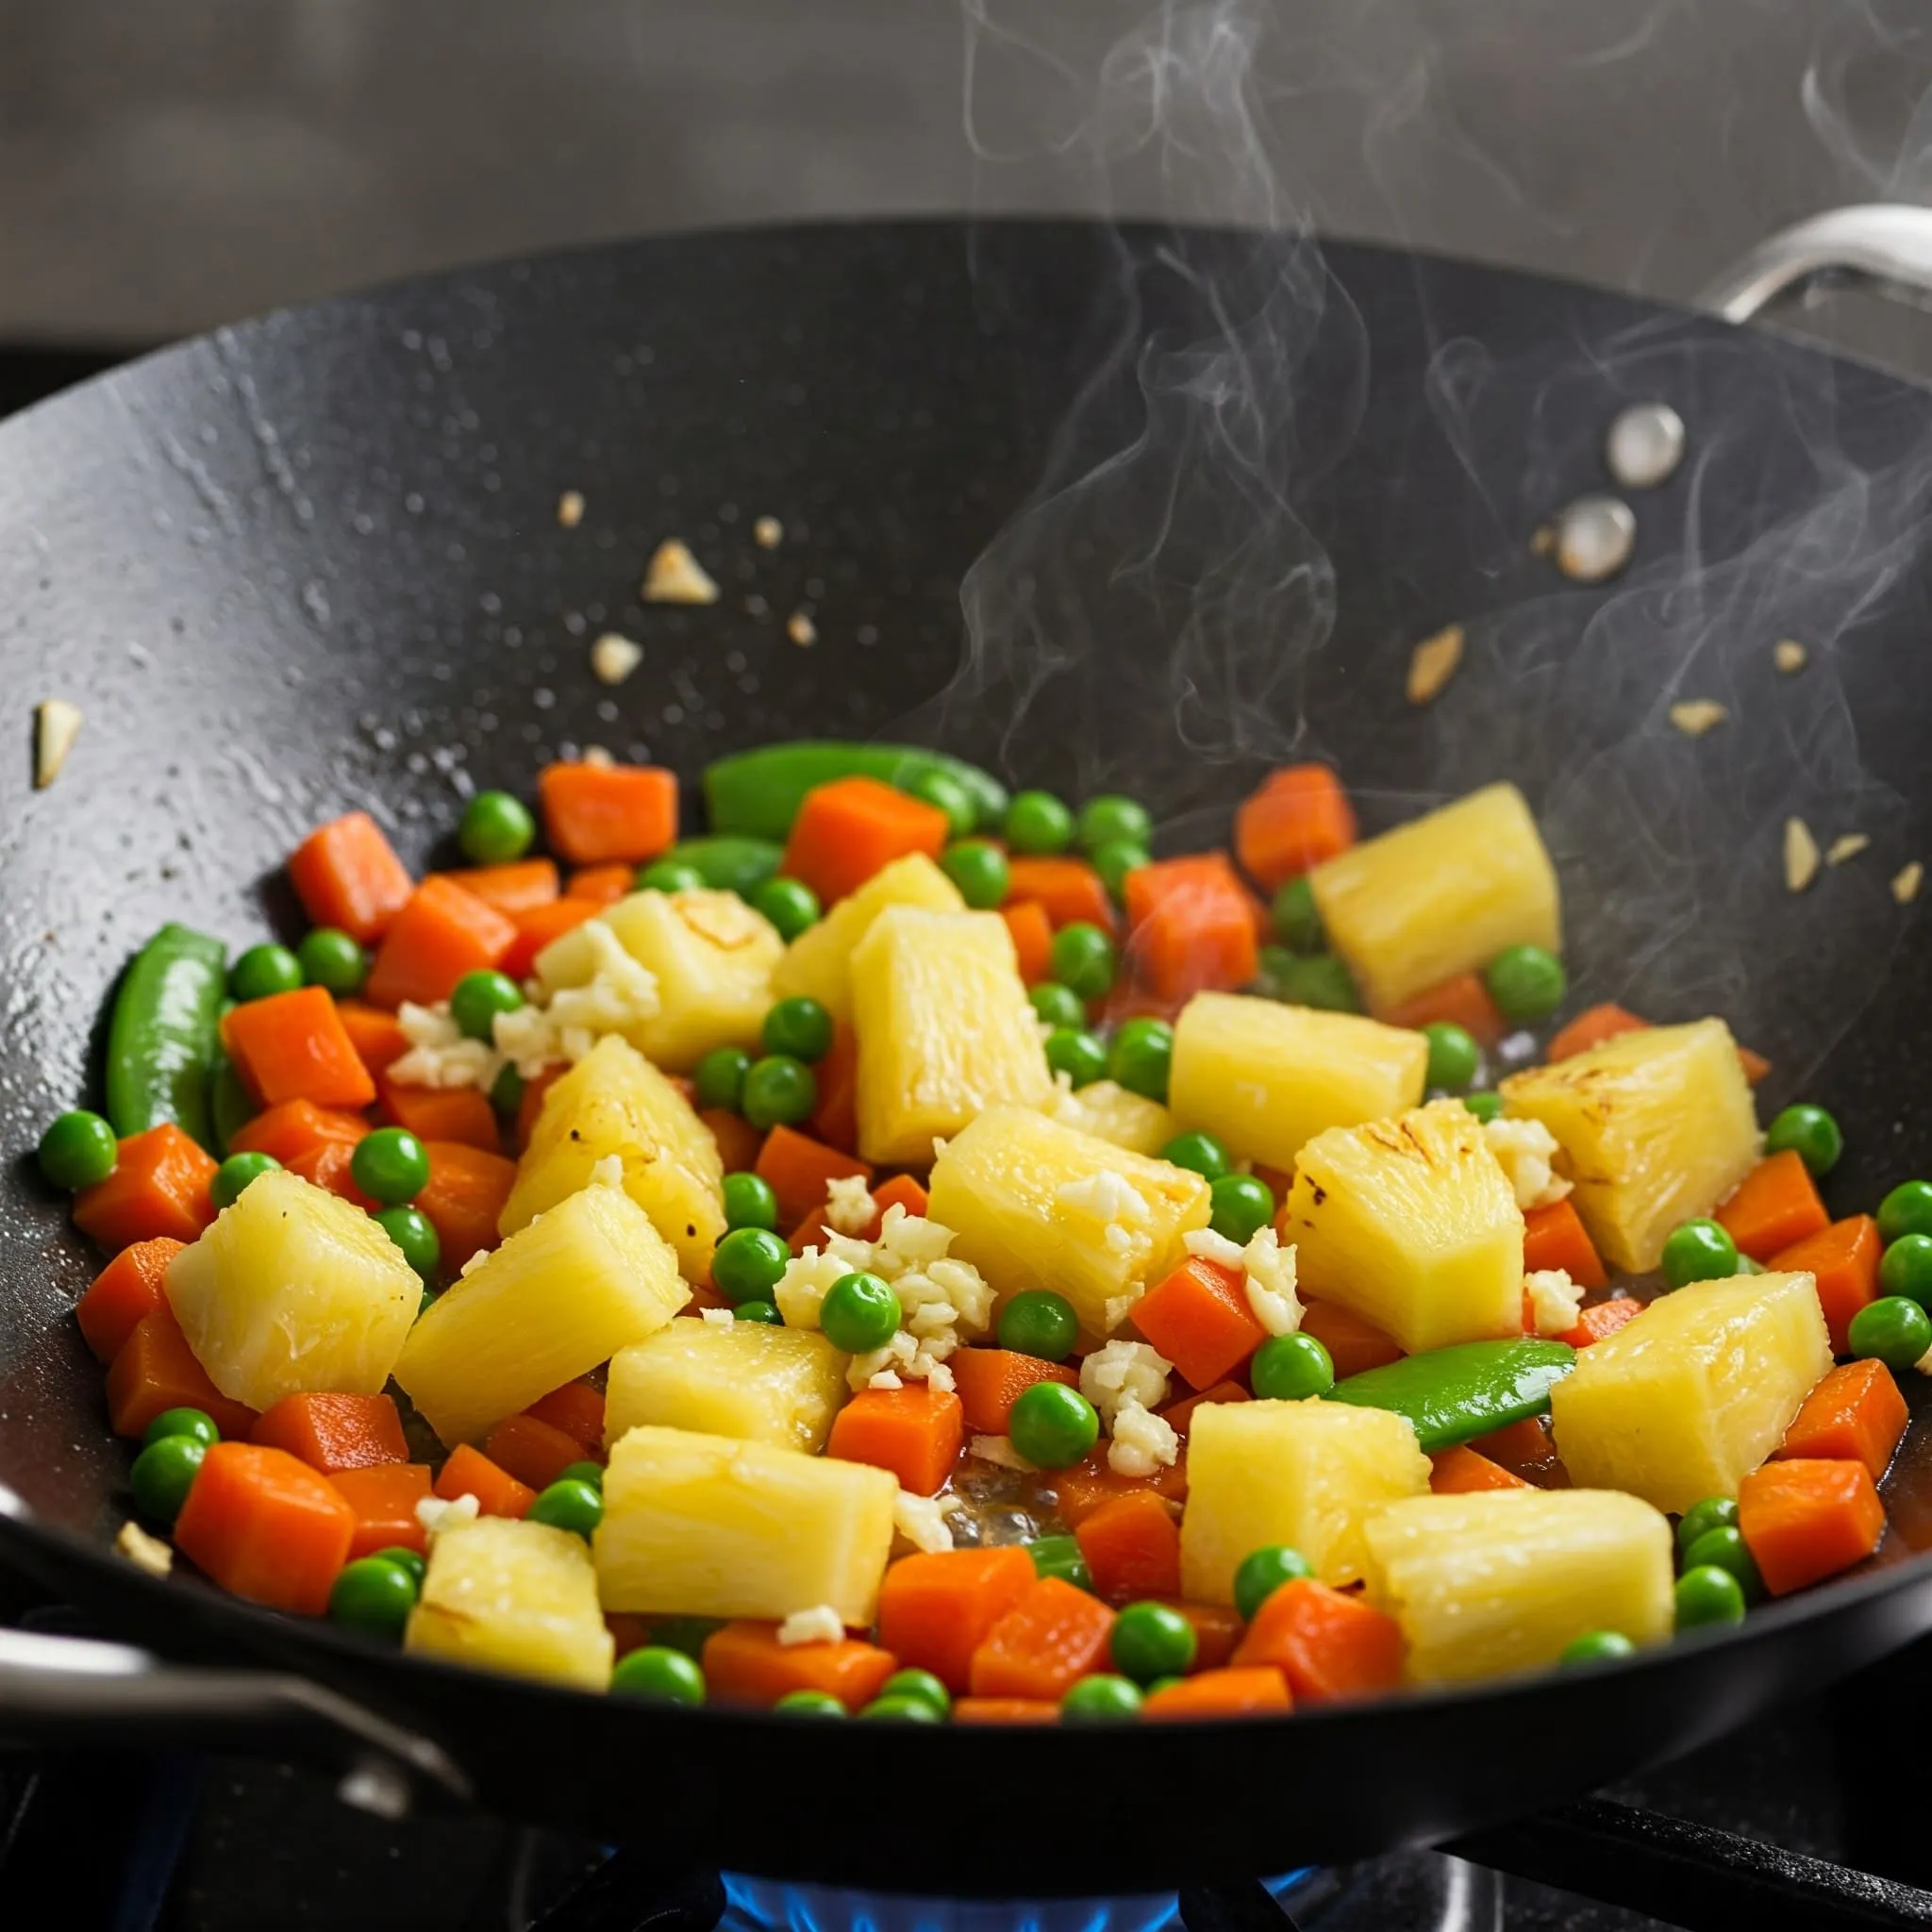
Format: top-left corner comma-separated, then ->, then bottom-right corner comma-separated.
1284,1098 -> 1524,1354
1500,1018 -> 1760,1273
1167,992 -> 1428,1172
406,1517 -> 613,1690
163,1169 -> 418,1411
770,853 -> 964,1023
1309,783 -> 1561,1011
397,1181 -> 688,1445
499,1034 -> 723,1279
927,1104 -> 1210,1343
595,1424 -> 897,1625
1179,1398 -> 1430,1601
1549,1270 -> 1830,1514
849,907 -> 1051,1166
1361,1489 -> 1674,1683
1043,1077 -> 1176,1158
605,1316 -> 850,1455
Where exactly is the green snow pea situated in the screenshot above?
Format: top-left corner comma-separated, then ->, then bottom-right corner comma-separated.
105,924 -> 229,1152
1323,1338 -> 1576,1452
661,836 -> 784,895
703,741 -> 1008,841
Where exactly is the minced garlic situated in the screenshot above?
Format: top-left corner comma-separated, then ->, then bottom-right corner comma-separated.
777,1605 -> 844,1647
641,539 -> 719,605
1407,625 -> 1464,706
1784,817 -> 1821,893
1484,1115 -> 1572,1211
34,699 -> 83,789
1525,1268 -> 1584,1338
115,1520 -> 174,1577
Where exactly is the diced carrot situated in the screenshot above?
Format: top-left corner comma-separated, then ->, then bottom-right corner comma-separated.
1429,1445 -> 1531,1494
755,1124 -> 874,1228
1156,1381 -> 1250,1440
870,1173 -> 929,1226
1776,1359 -> 1908,1481
1005,856 -> 1115,932
539,761 -> 678,867
1233,765 -> 1357,891
75,1237 -> 186,1363
778,776 -> 948,906
1470,1415 -> 1559,1481
329,1462 -> 433,1560
430,858 -> 558,915
434,1443 -> 534,1520
517,1067 -> 565,1153
1142,1665 -> 1291,1720
483,1412 -> 589,1491
1230,1578 -> 1404,1703
106,1312 -> 258,1441
227,1099 -> 370,1167
1716,1150 -> 1829,1262
1048,1449 -> 1189,1528
953,1698 -> 1059,1725
415,1140 -> 516,1272
221,987 -> 377,1112
1158,1599 -> 1244,1672
1522,1197 -> 1608,1291
288,811 -> 414,945
1074,1491 -> 1182,1603
335,1000 -> 410,1079
1132,1257 -> 1267,1391
377,1074 -> 501,1155
1298,1298 -> 1403,1379
74,1124 -> 218,1253
999,900 -> 1056,987
606,1613 -> 652,1660
950,1350 -> 1079,1437
1561,1296 -> 1644,1350
969,1576 -> 1116,1701
1773,1216 -> 1882,1357
1546,1002 -> 1648,1062
1739,1046 -> 1773,1086
174,1441 -> 357,1616
286,1138 -> 381,1214
1376,973 -> 1507,1051
252,1392 -> 408,1474
701,1621 -> 900,1710
502,897 -> 599,981
567,863 -> 637,905
525,1382 -> 607,1454
1122,854 -> 1260,1003
365,876 -> 518,1010
825,1384 -> 964,1496
877,1547 -> 1039,1692
1739,1457 -> 1885,1595
808,1022 -> 860,1154
696,1107 -> 762,1180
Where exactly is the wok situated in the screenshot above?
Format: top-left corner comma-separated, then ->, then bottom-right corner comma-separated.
3,211 -> 1932,1897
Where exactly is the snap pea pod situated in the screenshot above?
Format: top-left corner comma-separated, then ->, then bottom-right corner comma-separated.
1323,1338 -> 1575,1453
663,836 -> 783,895
703,741 -> 1008,841
104,924 -> 229,1152
208,1051 -> 257,1156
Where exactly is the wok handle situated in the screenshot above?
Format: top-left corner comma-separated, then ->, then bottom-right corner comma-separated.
0,1625 -> 470,1818
1700,203 -> 1932,323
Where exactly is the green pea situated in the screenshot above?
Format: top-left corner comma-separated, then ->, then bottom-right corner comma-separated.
639,858 -> 708,894
1461,1091 -> 1504,1124
1881,1233 -> 1932,1307
489,1062 -> 525,1117
775,1690 -> 848,1717
722,1172 -> 779,1232
1682,1525 -> 1764,1604
1271,875 -> 1324,954
1077,795 -> 1153,854
449,970 -> 525,1042
419,1287 -> 437,1319
296,927 -> 368,996
859,1694 -> 943,1723
694,1047 -> 753,1112
371,1545 -> 427,1587
1029,982 -> 1088,1030
741,1055 -> 817,1130
1484,944 -> 1567,1023
228,942 -> 304,1004
1050,923 -> 1117,1002
1091,840 -> 1150,899
1161,1130 -> 1230,1182
1675,1496 -> 1739,1558
751,876 -> 821,942
1848,1295 -> 1932,1369
328,1556 -> 419,1640
38,1110 -> 119,1191
710,1227 -> 791,1305
1674,1564 -> 1746,1632
1108,1018 -> 1173,1103
1559,1630 -> 1636,1668
557,1462 -> 604,1491
459,790 -> 536,865
129,1434 -> 205,1524
352,1126 -> 431,1206
1659,1219 -> 1739,1291
528,1477 -> 604,1539
1249,1331 -> 1335,1401
908,769 -> 976,840
761,996 -> 834,1063
820,1272 -> 902,1353
645,1616 -> 723,1659
610,1645 -> 707,1704
1062,1674 -> 1143,1721
1278,953 -> 1360,1013
1044,1027 -> 1108,1088
1878,1180 -> 1932,1244
1025,1534 -> 1093,1592
941,839 -> 1010,910
1422,1023 -> 1480,1093
877,1668 -> 951,1718
375,1206 -> 441,1282
211,1151 -> 281,1210
1209,1173 -> 1275,1245
1109,1602 -> 1197,1685
1764,1103 -> 1842,1177
1004,791 -> 1075,857
1233,1544 -> 1313,1623
998,1291 -> 1079,1363
734,1300 -> 783,1324
143,1407 -> 219,1450
1008,1382 -> 1100,1469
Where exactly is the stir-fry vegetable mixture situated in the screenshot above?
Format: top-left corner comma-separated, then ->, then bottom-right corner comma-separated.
36,742 -> 1919,1720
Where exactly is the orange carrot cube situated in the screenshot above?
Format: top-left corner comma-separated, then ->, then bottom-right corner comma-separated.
105,1313 -> 258,1441
754,1124 -> 873,1228
567,863 -> 637,905
335,1001 -> 410,1079
435,1443 -> 533,1519
501,896 -> 599,981
1230,1578 -> 1404,1703
1122,854 -> 1259,1003
429,858 -> 558,915
875,1547 -> 1038,1692
1233,765 -> 1356,891
1560,1297 -> 1644,1350
330,1462 -> 433,1560
1716,1150 -> 1830,1262
1546,1002 -> 1648,1062
778,776 -> 949,906
1155,1381 -> 1250,1440
288,811 -> 414,945
75,1236 -> 186,1363
365,876 -> 517,1011
483,1412 -> 588,1492
1775,1359 -> 1908,1481
539,761 -> 678,867
953,1697 -> 1060,1724
1132,1256 -> 1267,1391
999,900 -> 1056,987
949,1349 -> 1079,1438
414,1140 -> 516,1272
524,1381 -> 607,1454
825,1383 -> 964,1497
284,1138 -> 380,1213
701,1621 -> 900,1710
221,987 -> 376,1111
1377,972 -> 1507,1050
1004,856 -> 1115,932
377,1074 -> 501,1155
251,1392 -> 408,1473
1141,1665 -> 1291,1719
1428,1445 -> 1531,1494
74,1124 -> 218,1253
1298,1298 -> 1403,1379
174,1441 -> 357,1616
1074,1491 -> 1182,1603
1523,1197 -> 1608,1291
1773,1216 -> 1882,1356
1739,1457 -> 1885,1595
226,1099 -> 370,1167
968,1577 -> 1116,1701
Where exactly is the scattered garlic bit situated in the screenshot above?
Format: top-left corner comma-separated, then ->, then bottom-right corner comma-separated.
1784,817 -> 1821,894
824,1174 -> 876,1236
581,745 -> 616,770
557,490 -> 586,528
1774,639 -> 1808,675
1668,700 -> 1728,738
416,1492 -> 480,1540
971,1434 -> 1039,1473
1241,1225 -> 1303,1336
1108,1401 -> 1179,1478
115,1520 -> 174,1578
754,515 -> 783,549
590,632 -> 642,686
787,610 -> 817,648
777,1604 -> 846,1647
1826,834 -> 1870,867
641,539 -> 720,605
695,1305 -> 735,1329
1406,625 -> 1464,707
589,1154 -> 625,1190
1894,861 -> 1924,907
1183,1226 -> 1245,1269
1080,1340 -> 1172,1428
1525,1268 -> 1584,1338
1484,1115 -> 1572,1211
893,1490 -> 958,1555
34,698 -> 83,789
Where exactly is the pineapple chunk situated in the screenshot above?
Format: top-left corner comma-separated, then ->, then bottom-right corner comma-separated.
849,907 -> 1052,1166
406,1517 -> 613,1690
1549,1271 -> 1830,1513
500,1034 -> 724,1279
927,1104 -> 1210,1343
1309,783 -> 1561,1011
1284,1098 -> 1524,1354
595,1424 -> 897,1625
1044,1077 -> 1176,1157
163,1169 -> 418,1410
1180,1398 -> 1430,1601
1360,1489 -> 1674,1683
1168,992 -> 1428,1172
398,1181 -> 688,1445
605,1316 -> 850,1455
770,853 -> 964,1023
1499,1018 -> 1760,1273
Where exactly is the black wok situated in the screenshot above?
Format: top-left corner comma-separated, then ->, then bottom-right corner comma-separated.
4,215 -> 1932,1896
